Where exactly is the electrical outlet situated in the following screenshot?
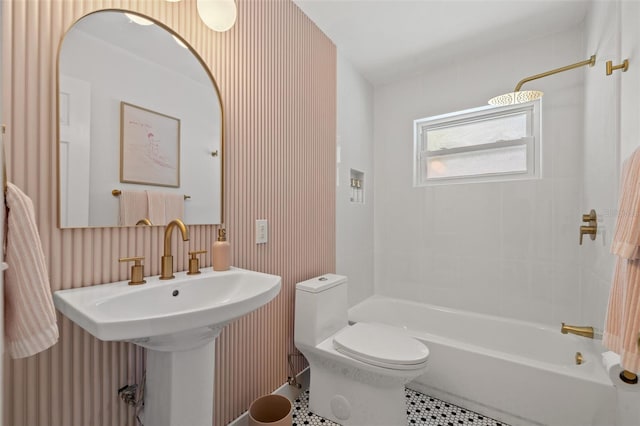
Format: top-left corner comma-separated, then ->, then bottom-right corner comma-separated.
256,219 -> 268,244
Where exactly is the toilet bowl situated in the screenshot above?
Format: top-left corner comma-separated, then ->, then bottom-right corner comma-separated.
294,274 -> 429,425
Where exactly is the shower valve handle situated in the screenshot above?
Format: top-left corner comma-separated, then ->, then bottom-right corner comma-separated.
579,226 -> 597,245
579,210 -> 597,245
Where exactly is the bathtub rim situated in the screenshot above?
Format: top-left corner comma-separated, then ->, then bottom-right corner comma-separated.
348,295 -> 614,387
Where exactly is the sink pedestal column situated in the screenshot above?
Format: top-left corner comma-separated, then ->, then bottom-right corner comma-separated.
144,340 -> 216,426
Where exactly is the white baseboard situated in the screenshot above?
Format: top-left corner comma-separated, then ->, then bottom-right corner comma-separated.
227,367 -> 310,426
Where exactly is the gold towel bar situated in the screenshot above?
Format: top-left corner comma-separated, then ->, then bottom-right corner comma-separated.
112,189 -> 190,200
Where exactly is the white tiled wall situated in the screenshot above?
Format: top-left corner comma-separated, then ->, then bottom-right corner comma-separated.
335,1 -> 639,331
336,53 -> 376,307
373,26 -> 587,326
580,0 -> 640,330
580,0 -> 620,330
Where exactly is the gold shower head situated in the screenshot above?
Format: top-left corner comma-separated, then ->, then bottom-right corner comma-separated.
489,55 -> 596,106
488,90 -> 543,106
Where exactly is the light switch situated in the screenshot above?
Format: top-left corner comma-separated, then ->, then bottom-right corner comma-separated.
256,219 -> 268,244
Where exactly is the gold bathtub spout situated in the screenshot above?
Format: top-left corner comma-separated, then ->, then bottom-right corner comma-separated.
561,322 -> 594,339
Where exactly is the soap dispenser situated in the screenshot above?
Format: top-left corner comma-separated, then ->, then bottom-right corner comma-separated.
212,228 -> 230,271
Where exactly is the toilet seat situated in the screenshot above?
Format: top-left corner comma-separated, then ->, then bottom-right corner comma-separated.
332,322 -> 429,370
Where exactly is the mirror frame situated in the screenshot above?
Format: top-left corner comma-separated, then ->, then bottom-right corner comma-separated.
56,9 -> 225,228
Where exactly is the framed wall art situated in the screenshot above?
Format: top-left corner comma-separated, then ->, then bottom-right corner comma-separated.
120,101 -> 180,187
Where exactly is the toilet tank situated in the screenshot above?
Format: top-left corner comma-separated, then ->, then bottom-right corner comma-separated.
294,274 -> 348,348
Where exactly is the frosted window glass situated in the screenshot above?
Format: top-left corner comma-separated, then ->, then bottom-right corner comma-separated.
426,113 -> 527,151
426,145 -> 527,179
414,100 -> 540,185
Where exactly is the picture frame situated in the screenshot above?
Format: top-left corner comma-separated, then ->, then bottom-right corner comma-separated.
120,101 -> 181,187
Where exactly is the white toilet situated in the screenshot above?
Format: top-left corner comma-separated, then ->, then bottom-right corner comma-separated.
294,274 -> 429,426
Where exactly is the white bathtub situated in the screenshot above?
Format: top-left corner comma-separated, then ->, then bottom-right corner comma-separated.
348,295 -> 616,426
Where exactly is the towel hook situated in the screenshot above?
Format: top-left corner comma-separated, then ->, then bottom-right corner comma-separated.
606,59 -> 629,75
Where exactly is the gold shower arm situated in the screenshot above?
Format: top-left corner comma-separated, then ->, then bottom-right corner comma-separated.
514,55 -> 596,92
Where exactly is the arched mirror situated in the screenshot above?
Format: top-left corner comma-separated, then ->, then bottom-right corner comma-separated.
57,10 -> 223,228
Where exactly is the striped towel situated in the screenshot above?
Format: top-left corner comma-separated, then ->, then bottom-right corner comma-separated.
146,190 -> 166,226
604,147 -> 640,372
611,149 -> 640,259
163,193 -> 184,224
604,260 -> 640,372
147,191 -> 184,226
4,182 -> 59,358
118,190 -> 148,226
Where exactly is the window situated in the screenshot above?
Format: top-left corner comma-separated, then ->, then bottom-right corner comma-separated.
413,100 -> 541,185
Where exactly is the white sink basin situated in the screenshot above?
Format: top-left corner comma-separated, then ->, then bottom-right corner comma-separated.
54,267 -> 281,351
55,266 -> 281,426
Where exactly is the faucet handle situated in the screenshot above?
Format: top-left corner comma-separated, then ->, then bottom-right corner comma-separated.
579,209 -> 597,245
119,256 -> 146,285
187,250 -> 207,275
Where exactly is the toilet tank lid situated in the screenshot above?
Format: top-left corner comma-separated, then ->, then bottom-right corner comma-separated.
296,274 -> 347,293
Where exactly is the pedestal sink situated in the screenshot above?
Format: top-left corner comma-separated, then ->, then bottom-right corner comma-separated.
54,267 -> 281,426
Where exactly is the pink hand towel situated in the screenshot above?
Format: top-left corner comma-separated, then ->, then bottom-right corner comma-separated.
146,192 -> 184,225
603,259 -> 640,372
611,148 -> 640,259
146,190 -> 166,226
4,182 -> 59,358
164,193 -> 184,223
118,190 -> 148,226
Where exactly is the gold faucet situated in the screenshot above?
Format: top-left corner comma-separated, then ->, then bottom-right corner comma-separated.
160,219 -> 190,280
561,322 -> 594,339
136,218 -> 153,226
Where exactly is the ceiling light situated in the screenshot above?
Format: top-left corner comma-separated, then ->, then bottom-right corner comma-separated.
489,55 -> 596,106
197,0 -> 237,32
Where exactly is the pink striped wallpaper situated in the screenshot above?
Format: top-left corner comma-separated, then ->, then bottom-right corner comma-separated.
1,1 -> 336,425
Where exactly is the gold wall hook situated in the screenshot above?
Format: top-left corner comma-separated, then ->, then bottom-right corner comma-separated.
606,59 -> 629,76
579,209 -> 597,245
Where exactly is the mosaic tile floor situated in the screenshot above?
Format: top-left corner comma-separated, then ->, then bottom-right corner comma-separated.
292,388 -> 508,426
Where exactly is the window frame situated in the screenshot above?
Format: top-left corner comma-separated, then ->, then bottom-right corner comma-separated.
413,100 -> 541,186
